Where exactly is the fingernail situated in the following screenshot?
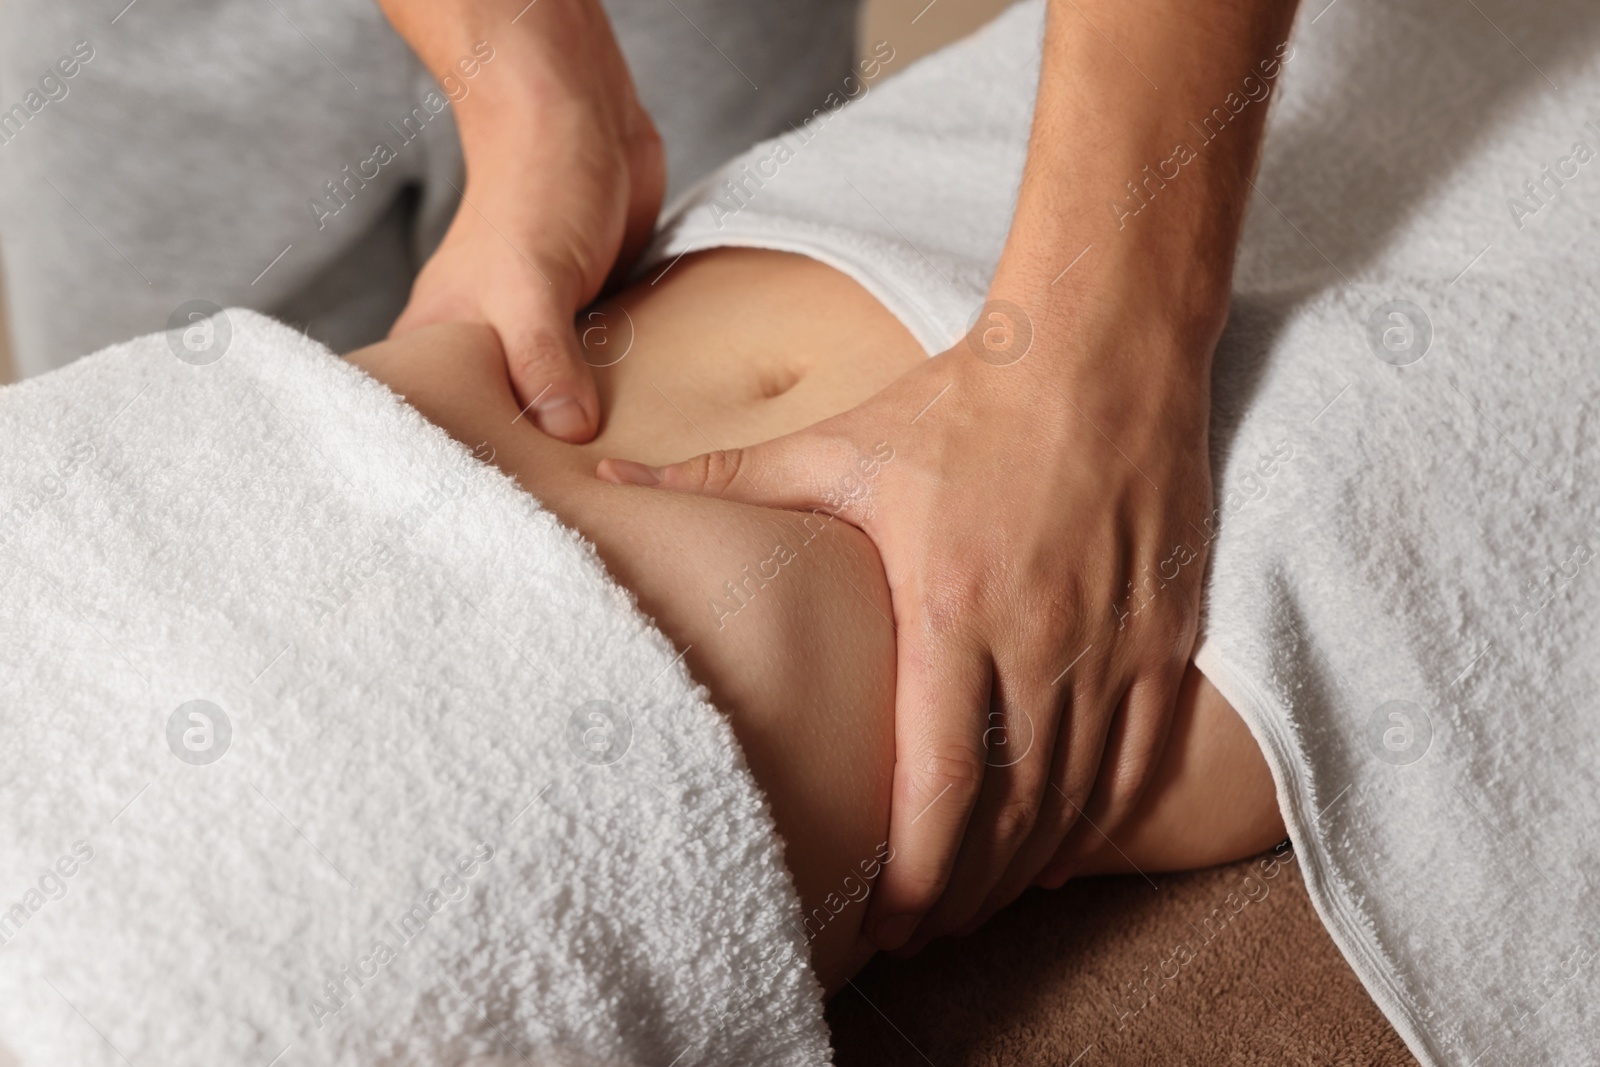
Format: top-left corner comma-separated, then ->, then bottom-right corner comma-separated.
872,914 -> 918,950
533,397 -> 587,440
603,458 -> 662,487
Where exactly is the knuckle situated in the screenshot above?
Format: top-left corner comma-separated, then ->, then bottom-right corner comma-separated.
1153,600 -> 1198,650
1105,759 -> 1155,819
510,328 -> 576,380
696,448 -> 746,495
895,868 -> 950,914
1052,807 -> 1084,844
1130,746 -> 1164,796
1052,783 -> 1091,827
1104,783 -> 1141,825
992,794 -> 1041,849
813,429 -> 861,470
1015,634 -> 1062,678
917,579 -> 985,639
916,743 -> 987,803
816,436 -> 882,511
1043,567 -> 1089,620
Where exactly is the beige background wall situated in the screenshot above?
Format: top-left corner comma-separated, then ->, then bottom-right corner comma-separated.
0,0 -> 1012,387
860,0 -> 1013,69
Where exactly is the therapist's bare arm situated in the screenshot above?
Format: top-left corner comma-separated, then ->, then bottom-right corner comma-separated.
886,0 -> 1307,945
375,0 -> 663,442
607,0 -> 1301,951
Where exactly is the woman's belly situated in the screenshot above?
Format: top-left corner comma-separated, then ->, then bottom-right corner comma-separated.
574,247 -> 928,461
346,247 -> 1282,990
347,249 -> 923,985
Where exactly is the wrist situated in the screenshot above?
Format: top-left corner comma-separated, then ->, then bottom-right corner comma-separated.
955,321 -> 1212,460
455,89 -> 605,179
994,218 -> 1234,344
381,0 -> 642,168
988,255 -> 1226,382
967,262 -> 1218,445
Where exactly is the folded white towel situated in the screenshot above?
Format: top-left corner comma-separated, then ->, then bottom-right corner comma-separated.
649,2 -> 1600,1063
0,312 -> 831,1066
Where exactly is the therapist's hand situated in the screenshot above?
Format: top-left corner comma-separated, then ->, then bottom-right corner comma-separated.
619,0 -> 1290,950
380,0 -> 663,442
596,295 -> 1217,948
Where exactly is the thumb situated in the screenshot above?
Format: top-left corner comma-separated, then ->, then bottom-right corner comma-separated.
503,289 -> 602,445
596,429 -> 869,518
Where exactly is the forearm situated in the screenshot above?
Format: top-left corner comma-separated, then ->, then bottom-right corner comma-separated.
997,0 -> 1301,377
374,0 -> 636,179
375,0 -> 660,337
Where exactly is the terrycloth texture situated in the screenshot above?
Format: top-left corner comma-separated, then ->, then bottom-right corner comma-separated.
0,0 -> 857,371
830,845 -> 1418,1066
0,311 -> 832,1067
649,2 -> 1600,1063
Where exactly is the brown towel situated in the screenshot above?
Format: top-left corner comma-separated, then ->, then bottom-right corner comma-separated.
829,845 -> 1416,1065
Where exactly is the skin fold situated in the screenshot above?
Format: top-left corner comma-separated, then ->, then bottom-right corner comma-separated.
346,248 -> 1286,993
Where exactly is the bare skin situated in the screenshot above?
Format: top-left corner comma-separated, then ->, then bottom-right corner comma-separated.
346,248 -> 1285,995
605,1 -> 1303,954
377,0 -> 663,440
373,0 -> 1299,959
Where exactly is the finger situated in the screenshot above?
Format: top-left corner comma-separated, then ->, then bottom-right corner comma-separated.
1004,668 -> 1118,896
957,674 -> 1085,928
502,288 -> 603,444
910,672 -> 1059,940
596,429 -> 868,519
1041,666 -> 1182,882
863,633 -> 992,952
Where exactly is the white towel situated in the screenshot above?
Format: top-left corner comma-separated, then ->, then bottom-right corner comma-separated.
648,2 -> 1600,1063
0,311 -> 832,1067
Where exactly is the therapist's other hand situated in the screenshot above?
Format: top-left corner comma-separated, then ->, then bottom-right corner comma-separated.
383,0 -> 663,443
596,301 -> 1215,950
